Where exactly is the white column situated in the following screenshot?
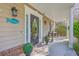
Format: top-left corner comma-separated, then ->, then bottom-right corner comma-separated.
69,8 -> 74,48
66,18 -> 69,39
53,20 -> 55,32
28,13 -> 31,43
39,17 -> 42,43
40,17 -> 43,43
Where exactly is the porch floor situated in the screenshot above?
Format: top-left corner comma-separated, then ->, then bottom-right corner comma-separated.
19,43 -> 48,56
20,37 -> 77,56
48,40 -> 77,56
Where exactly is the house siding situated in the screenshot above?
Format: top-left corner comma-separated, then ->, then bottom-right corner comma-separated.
0,3 -> 25,52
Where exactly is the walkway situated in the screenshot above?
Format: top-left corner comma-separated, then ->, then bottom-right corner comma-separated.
48,41 -> 77,56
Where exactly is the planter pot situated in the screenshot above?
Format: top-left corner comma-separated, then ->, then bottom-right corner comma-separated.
23,43 -> 33,56
25,52 -> 31,56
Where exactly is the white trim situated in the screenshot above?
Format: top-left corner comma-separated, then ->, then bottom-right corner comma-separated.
24,5 -> 26,43
28,13 -> 31,43
24,5 -> 31,43
66,19 -> 69,39
69,8 -> 74,48
38,16 -> 40,43
24,5 -> 43,44
38,15 -> 43,43
41,17 -> 43,42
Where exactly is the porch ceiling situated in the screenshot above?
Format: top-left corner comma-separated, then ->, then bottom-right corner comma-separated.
30,3 -> 74,22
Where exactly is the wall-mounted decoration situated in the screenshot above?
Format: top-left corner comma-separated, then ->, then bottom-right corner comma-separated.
49,22 -> 51,32
6,18 -> 19,24
11,7 -> 18,17
44,20 -> 47,25
30,14 -> 39,45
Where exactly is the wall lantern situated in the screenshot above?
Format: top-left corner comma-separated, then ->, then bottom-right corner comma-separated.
44,20 -> 47,24
11,7 -> 18,17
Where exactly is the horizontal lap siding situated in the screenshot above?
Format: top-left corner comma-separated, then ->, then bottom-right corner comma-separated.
0,28 -> 24,51
0,4 -> 25,52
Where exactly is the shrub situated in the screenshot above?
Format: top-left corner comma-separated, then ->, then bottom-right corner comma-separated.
74,19 -> 79,43
55,23 -> 66,36
44,35 -> 49,44
23,43 -> 33,56
73,43 -> 79,55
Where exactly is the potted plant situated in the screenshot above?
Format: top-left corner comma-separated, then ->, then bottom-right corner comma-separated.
44,35 -> 49,44
23,43 -> 33,56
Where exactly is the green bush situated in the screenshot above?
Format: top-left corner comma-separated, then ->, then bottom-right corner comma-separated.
23,43 -> 33,56
44,35 -> 49,44
74,19 -> 79,43
55,23 -> 66,36
73,43 -> 79,55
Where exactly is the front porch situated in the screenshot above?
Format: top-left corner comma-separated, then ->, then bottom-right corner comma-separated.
0,3 -> 79,56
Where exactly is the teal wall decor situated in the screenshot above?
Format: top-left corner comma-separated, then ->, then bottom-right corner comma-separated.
6,18 -> 19,24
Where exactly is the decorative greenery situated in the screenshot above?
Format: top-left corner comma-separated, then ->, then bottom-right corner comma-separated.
73,43 -> 79,55
23,43 -> 33,56
44,35 -> 49,44
55,23 -> 66,36
32,19 -> 38,37
74,19 -> 79,43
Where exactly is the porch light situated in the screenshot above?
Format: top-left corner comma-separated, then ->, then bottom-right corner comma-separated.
11,7 -> 17,17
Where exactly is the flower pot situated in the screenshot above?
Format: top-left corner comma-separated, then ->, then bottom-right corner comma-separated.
25,52 -> 31,56
23,43 -> 33,56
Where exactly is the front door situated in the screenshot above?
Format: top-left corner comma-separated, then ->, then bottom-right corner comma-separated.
30,14 -> 39,45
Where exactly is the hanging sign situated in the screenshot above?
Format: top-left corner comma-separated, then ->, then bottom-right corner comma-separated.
6,18 -> 19,24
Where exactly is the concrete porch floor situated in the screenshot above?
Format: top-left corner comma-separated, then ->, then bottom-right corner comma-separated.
48,41 -> 77,56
